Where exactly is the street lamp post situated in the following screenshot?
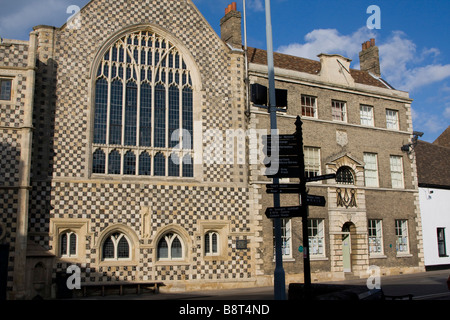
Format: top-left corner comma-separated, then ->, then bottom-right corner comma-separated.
264,0 -> 286,300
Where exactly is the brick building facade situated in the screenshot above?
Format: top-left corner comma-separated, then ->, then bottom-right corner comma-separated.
0,0 -> 424,299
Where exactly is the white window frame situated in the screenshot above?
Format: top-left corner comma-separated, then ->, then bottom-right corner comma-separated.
364,153 -> 379,187
308,219 -> 325,258
360,105 -> 374,126
301,95 -> 317,118
157,233 -> 185,261
102,232 -> 131,261
273,219 -> 292,259
395,220 -> 409,254
60,231 -> 78,258
304,146 -> 321,180
205,231 -> 220,256
332,100 -> 347,122
390,155 -> 404,189
386,109 -> 399,130
368,219 -> 384,256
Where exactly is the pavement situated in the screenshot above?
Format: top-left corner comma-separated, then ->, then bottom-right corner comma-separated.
74,269 -> 450,301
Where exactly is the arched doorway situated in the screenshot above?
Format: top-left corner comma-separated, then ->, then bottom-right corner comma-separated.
342,222 -> 356,273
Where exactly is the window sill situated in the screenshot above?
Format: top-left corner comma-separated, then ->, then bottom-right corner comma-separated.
396,253 -> 413,258
310,256 -> 328,261
369,254 -> 387,259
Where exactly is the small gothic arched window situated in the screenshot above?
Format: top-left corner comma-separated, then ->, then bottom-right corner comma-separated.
336,166 -> 355,185
157,233 -> 184,260
102,232 -> 130,261
60,231 -> 77,257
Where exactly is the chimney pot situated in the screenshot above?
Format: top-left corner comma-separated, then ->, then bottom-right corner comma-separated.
359,38 -> 381,77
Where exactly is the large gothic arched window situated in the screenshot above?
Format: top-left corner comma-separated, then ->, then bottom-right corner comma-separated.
92,30 -> 194,178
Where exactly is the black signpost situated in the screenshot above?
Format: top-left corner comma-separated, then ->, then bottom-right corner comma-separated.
263,115 -> 336,300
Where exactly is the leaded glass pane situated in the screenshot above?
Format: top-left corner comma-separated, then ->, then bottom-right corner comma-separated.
139,152 -> 151,176
94,78 -> 108,144
69,233 -> 77,256
158,238 -> 168,259
140,83 -> 152,147
154,153 -> 165,176
103,237 -> 115,259
108,150 -> 121,175
123,151 -> 136,175
93,149 -> 106,174
154,84 -> 166,148
109,80 -> 123,145
169,86 -> 180,148
124,82 -> 137,146
117,236 -> 129,259
171,236 -> 182,259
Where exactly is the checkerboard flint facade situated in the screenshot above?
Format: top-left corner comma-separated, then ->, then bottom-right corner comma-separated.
0,0 -> 424,299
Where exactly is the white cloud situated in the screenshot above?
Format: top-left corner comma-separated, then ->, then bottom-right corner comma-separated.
277,27 -> 376,62
444,107 -> 450,119
246,0 -> 264,12
277,28 -> 450,92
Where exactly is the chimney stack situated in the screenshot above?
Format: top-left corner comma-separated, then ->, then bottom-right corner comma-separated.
220,2 -> 242,48
359,38 -> 381,77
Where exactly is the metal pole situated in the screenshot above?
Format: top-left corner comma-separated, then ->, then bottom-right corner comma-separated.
243,0 -> 250,117
265,0 -> 286,300
295,116 -> 312,300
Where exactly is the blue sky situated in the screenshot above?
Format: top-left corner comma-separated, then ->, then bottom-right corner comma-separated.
1,0 -> 449,142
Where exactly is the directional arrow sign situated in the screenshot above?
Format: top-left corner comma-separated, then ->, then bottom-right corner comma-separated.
264,156 -> 300,167
265,206 -> 304,219
265,166 -> 301,178
266,183 -> 302,194
304,195 -> 326,207
306,173 -> 337,183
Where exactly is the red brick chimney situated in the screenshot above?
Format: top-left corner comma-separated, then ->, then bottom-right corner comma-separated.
220,2 -> 242,48
359,38 -> 381,77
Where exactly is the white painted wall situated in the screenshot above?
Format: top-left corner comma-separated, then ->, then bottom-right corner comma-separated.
419,187 -> 450,267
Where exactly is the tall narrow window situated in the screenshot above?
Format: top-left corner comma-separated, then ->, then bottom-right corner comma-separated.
92,30 -> 194,177
140,83 -> 152,147
386,109 -> 399,130
94,78 -> 108,144
168,86 -> 180,148
205,231 -> 219,256
304,147 -> 321,179
390,156 -> 404,189
364,153 -> 379,187
0,79 -> 12,101
308,219 -> 325,257
60,231 -> 77,257
437,228 -> 447,257
301,95 -> 317,118
360,105 -> 374,126
273,219 -> 291,258
395,220 -> 409,254
332,100 -> 346,122
124,82 -> 137,146
368,220 -> 383,255
154,84 -> 166,148
109,80 -> 123,145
